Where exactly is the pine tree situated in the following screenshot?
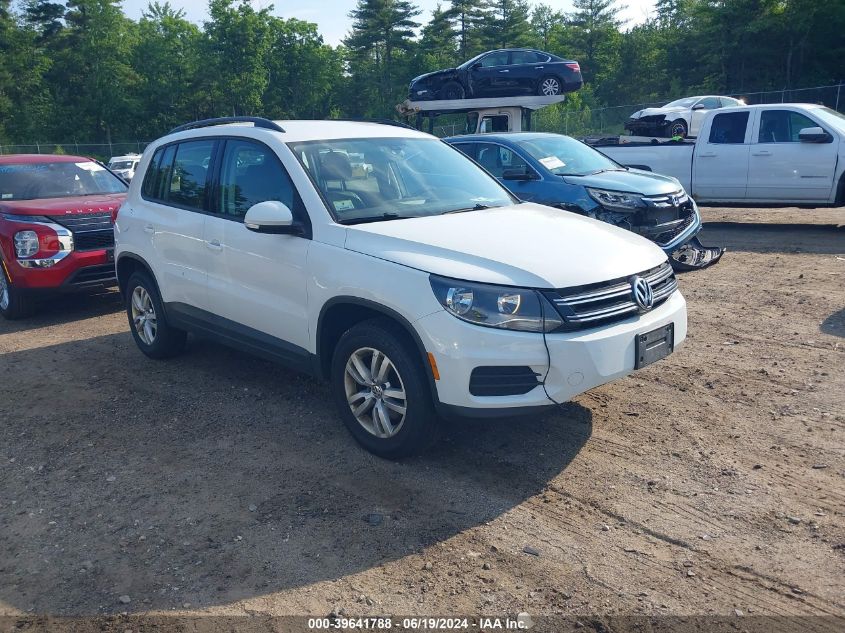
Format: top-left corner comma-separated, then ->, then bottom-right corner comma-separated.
482,0 -> 533,49
344,0 -> 421,116
444,0 -> 486,59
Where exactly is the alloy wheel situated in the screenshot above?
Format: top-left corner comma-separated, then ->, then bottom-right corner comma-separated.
541,78 -> 561,96
344,347 -> 407,439
131,286 -> 157,345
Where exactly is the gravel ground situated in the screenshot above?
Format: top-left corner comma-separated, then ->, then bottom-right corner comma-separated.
0,207 -> 843,631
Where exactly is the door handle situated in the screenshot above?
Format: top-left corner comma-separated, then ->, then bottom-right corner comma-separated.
499,69 -> 509,73
698,153 -> 717,158
536,66 -> 544,70
206,239 -> 223,251
751,151 -> 771,157
143,224 -> 154,234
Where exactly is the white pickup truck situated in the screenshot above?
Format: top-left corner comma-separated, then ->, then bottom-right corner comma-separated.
594,103 -> 845,206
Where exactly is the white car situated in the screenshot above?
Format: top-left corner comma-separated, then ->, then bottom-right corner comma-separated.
115,117 -> 687,458
625,96 -> 745,138
108,154 -> 142,182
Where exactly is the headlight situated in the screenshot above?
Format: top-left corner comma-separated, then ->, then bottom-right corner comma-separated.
14,230 -> 39,258
586,188 -> 646,212
430,275 -> 563,333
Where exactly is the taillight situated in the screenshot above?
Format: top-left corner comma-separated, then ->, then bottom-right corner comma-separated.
565,62 -> 581,73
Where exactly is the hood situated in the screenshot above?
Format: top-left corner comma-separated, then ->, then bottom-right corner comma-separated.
0,193 -> 125,217
410,69 -> 455,85
630,106 -> 685,119
343,203 -> 667,288
563,168 -> 682,196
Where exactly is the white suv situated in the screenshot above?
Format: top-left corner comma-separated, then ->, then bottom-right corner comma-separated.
115,117 -> 687,458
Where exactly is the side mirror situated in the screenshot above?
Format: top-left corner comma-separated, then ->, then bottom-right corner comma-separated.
692,104 -> 706,110
798,127 -> 832,143
471,62 -> 482,70
502,168 -> 537,181
244,200 -> 299,234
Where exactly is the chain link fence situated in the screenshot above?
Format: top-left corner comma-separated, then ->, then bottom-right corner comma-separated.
0,141 -> 150,160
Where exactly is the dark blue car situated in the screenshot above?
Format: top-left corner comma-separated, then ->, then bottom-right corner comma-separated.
445,133 -> 719,268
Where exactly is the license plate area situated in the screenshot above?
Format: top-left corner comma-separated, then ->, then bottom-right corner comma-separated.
635,323 -> 674,369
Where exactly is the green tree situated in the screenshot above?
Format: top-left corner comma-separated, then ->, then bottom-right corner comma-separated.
344,0 -> 421,117
444,0 -> 487,59
482,0 -> 533,49
133,2 -> 203,137
202,0 -> 273,116
264,17 -> 342,119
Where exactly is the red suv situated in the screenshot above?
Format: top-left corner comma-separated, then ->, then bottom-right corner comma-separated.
0,154 -> 127,318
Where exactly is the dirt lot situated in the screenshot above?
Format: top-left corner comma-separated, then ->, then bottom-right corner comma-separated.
0,207 -> 843,630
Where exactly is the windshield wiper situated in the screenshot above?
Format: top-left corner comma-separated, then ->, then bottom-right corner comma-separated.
340,212 -> 407,225
443,203 -> 497,214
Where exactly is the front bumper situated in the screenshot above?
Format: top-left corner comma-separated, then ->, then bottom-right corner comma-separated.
624,117 -> 669,136
415,290 -> 687,414
4,248 -> 115,291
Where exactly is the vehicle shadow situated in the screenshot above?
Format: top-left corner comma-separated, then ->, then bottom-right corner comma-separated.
0,287 -> 123,334
0,333 -> 591,615
820,307 -> 845,338
698,222 -> 845,255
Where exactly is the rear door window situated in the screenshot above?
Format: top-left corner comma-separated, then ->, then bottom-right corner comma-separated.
167,140 -> 215,210
708,112 -> 749,144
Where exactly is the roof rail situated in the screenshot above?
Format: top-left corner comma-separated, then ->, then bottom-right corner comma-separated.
168,116 -> 285,135
333,118 -> 417,131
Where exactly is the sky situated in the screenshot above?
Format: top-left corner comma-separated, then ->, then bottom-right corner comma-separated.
120,0 -> 658,46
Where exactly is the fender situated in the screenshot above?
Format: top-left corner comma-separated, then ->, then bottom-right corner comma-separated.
316,296 -> 442,407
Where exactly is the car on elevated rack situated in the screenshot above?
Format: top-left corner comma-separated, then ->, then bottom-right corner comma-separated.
0,154 -> 127,319
409,48 -> 582,102
116,116 -> 685,458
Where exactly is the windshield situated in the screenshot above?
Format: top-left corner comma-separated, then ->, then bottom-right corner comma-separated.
289,137 -> 515,224
814,107 -> 845,133
663,97 -> 698,108
110,161 -> 135,170
518,135 -> 621,176
0,161 -> 127,201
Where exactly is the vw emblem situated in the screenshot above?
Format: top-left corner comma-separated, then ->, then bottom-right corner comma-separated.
631,276 -> 654,311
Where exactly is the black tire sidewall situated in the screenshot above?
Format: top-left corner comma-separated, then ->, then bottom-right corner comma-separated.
125,272 -> 185,359
0,258 -> 34,320
670,119 -> 688,137
441,82 -> 465,100
331,319 -> 438,459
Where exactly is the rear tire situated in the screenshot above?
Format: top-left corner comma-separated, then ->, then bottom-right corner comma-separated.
0,260 -> 36,320
440,81 -> 465,100
668,119 -> 688,138
538,76 -> 562,96
331,318 -> 440,459
125,272 -> 186,359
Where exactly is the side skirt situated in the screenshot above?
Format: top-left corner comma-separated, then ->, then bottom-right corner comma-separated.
165,302 -> 319,377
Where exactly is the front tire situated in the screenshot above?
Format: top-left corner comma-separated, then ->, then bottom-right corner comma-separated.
538,76 -> 562,96
331,318 -> 439,459
0,260 -> 36,320
125,272 -> 186,359
440,81 -> 465,100
668,119 -> 688,138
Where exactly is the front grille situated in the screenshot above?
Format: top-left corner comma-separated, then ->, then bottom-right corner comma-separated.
64,264 -> 117,287
548,261 -> 677,330
628,191 -> 697,247
469,366 -> 541,397
47,213 -> 115,251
